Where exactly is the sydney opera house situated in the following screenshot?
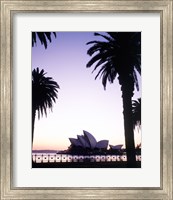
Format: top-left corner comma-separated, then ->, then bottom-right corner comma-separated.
69,130 -> 109,149
68,130 -> 123,155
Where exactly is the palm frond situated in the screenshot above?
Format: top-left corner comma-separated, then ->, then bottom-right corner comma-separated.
132,98 -> 141,129
32,32 -> 57,49
32,67 -> 60,118
133,70 -> 139,91
86,32 -> 141,91
94,32 -> 114,42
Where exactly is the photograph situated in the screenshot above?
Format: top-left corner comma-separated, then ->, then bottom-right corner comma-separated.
0,0 -> 172,198
32,32 -> 141,168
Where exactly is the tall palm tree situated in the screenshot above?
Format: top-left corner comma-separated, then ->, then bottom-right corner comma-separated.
132,98 -> 141,130
86,32 -> 141,167
32,32 -> 56,49
32,67 -> 60,144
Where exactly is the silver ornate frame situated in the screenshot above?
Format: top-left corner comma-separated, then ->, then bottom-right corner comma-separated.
0,1 -> 172,199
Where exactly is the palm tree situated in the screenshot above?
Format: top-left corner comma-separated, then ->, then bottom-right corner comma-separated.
132,98 -> 141,130
32,32 -> 56,49
86,32 -> 141,167
32,67 -> 60,144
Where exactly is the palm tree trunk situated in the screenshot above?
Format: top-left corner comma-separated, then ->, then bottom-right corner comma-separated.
32,109 -> 36,144
121,80 -> 137,167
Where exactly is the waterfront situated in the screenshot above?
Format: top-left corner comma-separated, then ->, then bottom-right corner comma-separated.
32,153 -> 141,168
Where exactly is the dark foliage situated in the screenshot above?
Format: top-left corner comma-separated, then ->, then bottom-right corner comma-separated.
86,32 -> 141,167
32,67 -> 60,143
132,98 -> 141,129
32,32 -> 56,49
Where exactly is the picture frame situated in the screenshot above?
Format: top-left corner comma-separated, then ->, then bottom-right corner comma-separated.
0,0 -> 172,199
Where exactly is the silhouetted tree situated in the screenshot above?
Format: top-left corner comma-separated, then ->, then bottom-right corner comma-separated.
86,32 -> 141,167
132,98 -> 141,130
32,67 -> 60,144
32,32 -> 56,49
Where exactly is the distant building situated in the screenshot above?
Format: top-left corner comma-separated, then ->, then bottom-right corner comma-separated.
109,144 -> 124,155
109,144 -> 123,150
68,130 -> 109,154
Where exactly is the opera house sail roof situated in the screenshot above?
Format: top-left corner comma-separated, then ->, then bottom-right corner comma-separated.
109,144 -> 123,150
69,130 -> 109,150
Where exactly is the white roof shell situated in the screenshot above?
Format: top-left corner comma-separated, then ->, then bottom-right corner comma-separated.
69,138 -> 82,147
109,144 -> 123,150
95,140 -> 109,149
83,130 -> 97,149
77,135 -> 90,148
69,130 -> 109,150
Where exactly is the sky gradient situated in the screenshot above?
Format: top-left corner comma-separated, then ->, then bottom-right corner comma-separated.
32,32 -> 141,151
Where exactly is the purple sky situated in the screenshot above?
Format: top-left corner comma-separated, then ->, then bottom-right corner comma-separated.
32,32 -> 141,150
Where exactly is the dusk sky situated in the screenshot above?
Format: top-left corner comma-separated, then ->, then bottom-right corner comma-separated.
32,32 -> 141,151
